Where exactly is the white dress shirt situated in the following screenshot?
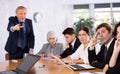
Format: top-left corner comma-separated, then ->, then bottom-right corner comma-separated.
71,38 -> 76,48
70,44 -> 89,64
106,38 -> 114,50
70,42 -> 102,64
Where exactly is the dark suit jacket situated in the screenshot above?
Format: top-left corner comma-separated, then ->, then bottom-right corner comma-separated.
5,16 -> 35,54
106,53 -> 120,74
88,38 -> 116,69
60,38 -> 81,58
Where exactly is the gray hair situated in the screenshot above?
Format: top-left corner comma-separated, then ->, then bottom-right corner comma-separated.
47,31 -> 57,41
16,6 -> 27,13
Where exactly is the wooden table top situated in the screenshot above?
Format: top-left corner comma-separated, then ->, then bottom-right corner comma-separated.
0,59 -> 102,74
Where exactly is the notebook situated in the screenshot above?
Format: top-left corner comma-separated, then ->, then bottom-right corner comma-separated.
0,54 -> 40,74
52,55 -> 95,71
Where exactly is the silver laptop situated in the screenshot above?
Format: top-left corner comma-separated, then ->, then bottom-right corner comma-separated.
52,55 -> 95,71
0,54 -> 40,74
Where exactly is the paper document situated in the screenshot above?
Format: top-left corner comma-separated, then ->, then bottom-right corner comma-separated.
79,72 -> 105,74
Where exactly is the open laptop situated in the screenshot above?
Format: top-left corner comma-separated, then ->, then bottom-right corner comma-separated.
52,55 -> 95,71
0,54 -> 40,74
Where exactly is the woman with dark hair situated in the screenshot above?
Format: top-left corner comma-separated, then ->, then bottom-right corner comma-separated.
62,27 -> 91,64
105,22 -> 120,74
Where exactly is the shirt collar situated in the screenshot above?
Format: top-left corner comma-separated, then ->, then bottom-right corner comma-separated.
106,38 -> 114,49
71,38 -> 76,47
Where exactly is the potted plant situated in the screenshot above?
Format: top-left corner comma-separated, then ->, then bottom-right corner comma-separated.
73,18 -> 94,36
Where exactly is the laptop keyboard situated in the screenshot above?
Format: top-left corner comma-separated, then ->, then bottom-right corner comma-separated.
70,65 -> 85,69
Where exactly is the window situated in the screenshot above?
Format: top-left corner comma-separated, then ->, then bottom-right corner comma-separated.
113,3 -> 120,23
73,5 -> 89,22
73,3 -> 120,28
94,3 -> 111,26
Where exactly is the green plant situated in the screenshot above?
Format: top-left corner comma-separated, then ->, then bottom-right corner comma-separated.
73,18 -> 94,36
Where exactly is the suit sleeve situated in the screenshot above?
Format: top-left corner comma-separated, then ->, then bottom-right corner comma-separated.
28,20 -> 35,49
60,38 -> 81,59
88,48 -> 97,64
7,16 -> 18,32
106,52 -> 120,74
106,62 -> 120,74
60,48 -> 71,58
88,48 -> 105,69
37,44 -> 46,55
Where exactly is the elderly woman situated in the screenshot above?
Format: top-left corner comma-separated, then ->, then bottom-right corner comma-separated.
37,31 -> 64,58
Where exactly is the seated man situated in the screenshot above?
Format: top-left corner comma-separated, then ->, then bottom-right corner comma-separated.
37,31 -> 64,58
88,23 -> 116,69
59,27 -> 81,59
62,27 -> 91,64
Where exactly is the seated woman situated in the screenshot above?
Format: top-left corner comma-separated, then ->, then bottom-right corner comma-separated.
105,22 -> 120,74
62,27 -> 91,64
37,31 -> 64,58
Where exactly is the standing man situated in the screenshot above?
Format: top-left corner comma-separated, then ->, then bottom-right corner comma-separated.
5,6 -> 35,59
59,27 -> 81,58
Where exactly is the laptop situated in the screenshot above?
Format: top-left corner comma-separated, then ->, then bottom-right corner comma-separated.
52,55 -> 95,71
0,54 -> 40,74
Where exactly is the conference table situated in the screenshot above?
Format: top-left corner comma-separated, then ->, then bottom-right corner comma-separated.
0,58 -> 102,74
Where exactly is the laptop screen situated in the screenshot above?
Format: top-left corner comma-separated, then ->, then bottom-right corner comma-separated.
16,54 -> 40,73
51,55 -> 95,71
51,55 -> 74,71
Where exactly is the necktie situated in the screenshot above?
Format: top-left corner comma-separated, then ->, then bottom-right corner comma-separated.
17,22 -> 26,49
102,44 -> 107,61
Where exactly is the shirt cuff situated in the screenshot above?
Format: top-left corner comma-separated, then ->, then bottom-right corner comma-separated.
10,26 -> 15,32
29,48 -> 34,52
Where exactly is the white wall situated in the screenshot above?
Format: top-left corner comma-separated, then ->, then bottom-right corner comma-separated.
0,0 -> 73,61
0,0 -> 9,61
25,0 -> 74,53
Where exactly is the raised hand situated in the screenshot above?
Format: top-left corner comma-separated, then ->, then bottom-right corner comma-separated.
64,44 -> 70,49
12,24 -> 24,31
89,33 -> 98,50
113,39 -> 120,53
109,39 -> 120,67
